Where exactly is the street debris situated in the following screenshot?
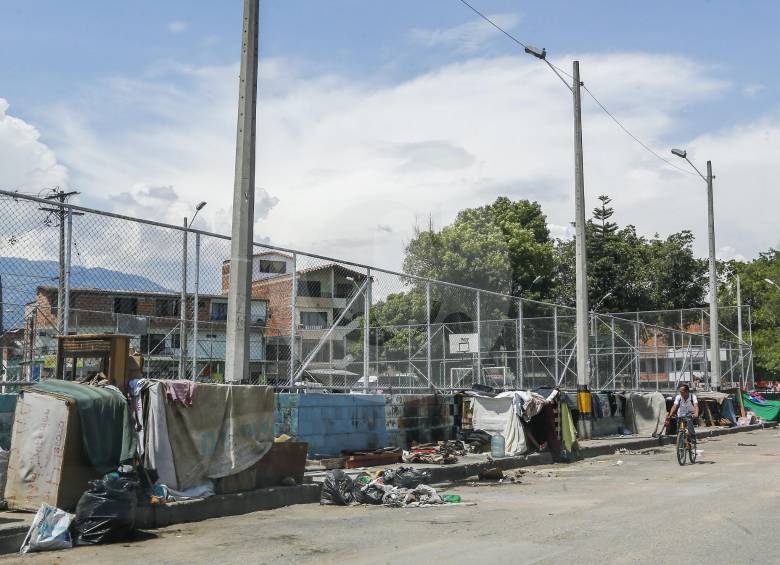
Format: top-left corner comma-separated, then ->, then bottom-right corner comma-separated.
402,441 -> 467,465
20,504 -> 74,554
615,448 -> 662,456
737,443 -> 757,447
319,468 -> 468,509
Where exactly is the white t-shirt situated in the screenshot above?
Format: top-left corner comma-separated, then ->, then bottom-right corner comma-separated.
674,393 -> 698,418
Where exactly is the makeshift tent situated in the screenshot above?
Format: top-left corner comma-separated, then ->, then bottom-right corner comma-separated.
30,380 -> 136,473
145,381 -> 275,491
469,396 -> 527,455
742,393 -> 780,422
622,392 -> 666,436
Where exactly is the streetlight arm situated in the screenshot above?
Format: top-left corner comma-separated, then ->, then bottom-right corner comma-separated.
684,157 -> 709,184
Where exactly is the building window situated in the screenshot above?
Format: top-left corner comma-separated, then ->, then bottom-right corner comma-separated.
257,259 -> 287,274
334,283 -> 355,299
302,339 -> 329,363
301,311 -> 328,330
211,301 -> 228,321
140,334 -> 166,353
298,280 -> 322,298
170,333 -> 181,349
155,298 -> 179,317
114,297 -> 138,315
332,340 -> 346,360
49,294 -> 58,315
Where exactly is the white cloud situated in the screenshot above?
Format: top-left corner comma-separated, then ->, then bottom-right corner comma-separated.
742,83 -> 765,97
411,13 -> 521,53
0,99 -> 68,193
168,21 -> 189,34
2,51 -> 774,289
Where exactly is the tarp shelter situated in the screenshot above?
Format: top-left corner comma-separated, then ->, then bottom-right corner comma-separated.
142,381 -> 275,493
622,392 -> 666,437
742,393 -> 780,422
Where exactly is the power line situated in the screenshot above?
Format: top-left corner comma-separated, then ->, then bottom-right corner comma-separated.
455,0 -> 698,177
582,85 -> 697,176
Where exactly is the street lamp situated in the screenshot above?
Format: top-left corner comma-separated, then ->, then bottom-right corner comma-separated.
519,275 -> 543,297
671,148 -> 720,391
188,201 -> 207,228
765,278 -> 780,291
524,46 -> 591,435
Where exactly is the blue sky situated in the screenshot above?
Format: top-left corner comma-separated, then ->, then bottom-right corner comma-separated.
2,0 -> 776,133
0,1 -> 776,272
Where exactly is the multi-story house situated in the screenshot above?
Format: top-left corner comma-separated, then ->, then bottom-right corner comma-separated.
222,252 -> 367,384
25,286 -> 268,381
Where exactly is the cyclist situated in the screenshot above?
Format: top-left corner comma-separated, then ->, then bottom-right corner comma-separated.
665,384 -> 699,440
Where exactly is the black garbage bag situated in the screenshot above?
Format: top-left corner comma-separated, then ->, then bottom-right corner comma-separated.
382,466 -> 431,489
355,483 -> 385,505
320,470 -> 355,506
72,473 -> 139,545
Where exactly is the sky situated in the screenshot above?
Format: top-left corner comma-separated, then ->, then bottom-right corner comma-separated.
0,0 -> 777,279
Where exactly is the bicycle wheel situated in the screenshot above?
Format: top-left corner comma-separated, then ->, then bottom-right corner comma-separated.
688,437 -> 697,464
676,431 -> 687,465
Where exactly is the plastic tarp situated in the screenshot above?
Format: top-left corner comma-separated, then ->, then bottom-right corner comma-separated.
622,392 -> 666,437
742,393 -> 780,422
30,380 -> 136,473
163,383 -> 275,490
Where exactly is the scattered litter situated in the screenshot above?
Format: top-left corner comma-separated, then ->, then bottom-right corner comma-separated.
478,467 -> 504,481
320,469 -> 355,506
615,448 -> 661,456
402,441 -> 466,465
615,460 -> 624,466
737,443 -> 758,447
383,467 -> 432,489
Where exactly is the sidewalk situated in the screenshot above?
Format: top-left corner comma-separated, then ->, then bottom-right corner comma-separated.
305,422 -> 778,485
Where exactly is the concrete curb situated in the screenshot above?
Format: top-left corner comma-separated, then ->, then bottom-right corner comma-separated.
135,484 -> 321,529
0,524 -> 29,556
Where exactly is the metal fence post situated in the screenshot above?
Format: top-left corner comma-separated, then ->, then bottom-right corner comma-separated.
179,218 -> 188,380
516,299 -> 524,389
289,253 -> 297,387
610,317 -> 616,388
192,232 -> 200,380
553,306 -> 559,385
363,268 -> 371,392
63,207 -> 73,335
426,282 -> 432,386
633,321 -> 640,389
476,290 -> 482,384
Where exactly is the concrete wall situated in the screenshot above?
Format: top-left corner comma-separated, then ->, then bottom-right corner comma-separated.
275,393 -> 456,457
275,393 -> 388,458
385,394 -> 454,448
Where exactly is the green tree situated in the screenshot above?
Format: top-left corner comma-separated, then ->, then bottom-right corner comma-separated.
719,250 -> 780,377
554,197 -> 707,313
403,197 -> 557,300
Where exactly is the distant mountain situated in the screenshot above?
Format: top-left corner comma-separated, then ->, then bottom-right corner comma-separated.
0,257 -> 171,331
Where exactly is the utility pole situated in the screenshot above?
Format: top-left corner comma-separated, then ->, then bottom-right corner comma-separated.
735,274 -> 743,386
40,189 -> 80,336
573,61 -> 592,439
670,149 -> 721,391
705,161 -> 720,391
225,0 -> 259,383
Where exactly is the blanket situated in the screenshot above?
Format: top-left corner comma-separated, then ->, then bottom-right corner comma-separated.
163,383 -> 275,490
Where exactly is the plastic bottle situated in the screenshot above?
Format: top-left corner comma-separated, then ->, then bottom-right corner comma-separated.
491,432 -> 506,458
442,494 -> 461,503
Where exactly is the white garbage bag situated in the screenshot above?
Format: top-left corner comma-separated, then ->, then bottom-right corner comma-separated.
19,503 -> 74,554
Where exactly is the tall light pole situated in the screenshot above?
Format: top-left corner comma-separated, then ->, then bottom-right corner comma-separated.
225,0 -> 260,383
526,46 -> 591,436
671,148 -> 720,390
189,202 -> 207,381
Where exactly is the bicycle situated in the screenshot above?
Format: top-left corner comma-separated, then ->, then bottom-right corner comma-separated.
675,416 -> 697,466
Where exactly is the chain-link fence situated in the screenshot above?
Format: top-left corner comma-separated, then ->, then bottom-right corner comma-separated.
0,190 -> 753,392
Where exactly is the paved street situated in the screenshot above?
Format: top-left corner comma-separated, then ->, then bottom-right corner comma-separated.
7,428 -> 779,565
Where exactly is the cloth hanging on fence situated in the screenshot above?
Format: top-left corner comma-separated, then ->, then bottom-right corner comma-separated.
165,380 -> 197,406
469,396 -> 527,455
164,383 -> 275,490
143,382 -> 179,490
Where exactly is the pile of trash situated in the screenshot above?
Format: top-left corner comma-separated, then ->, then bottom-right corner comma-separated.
20,471 -> 139,554
320,467 -> 462,508
401,440 -> 467,465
